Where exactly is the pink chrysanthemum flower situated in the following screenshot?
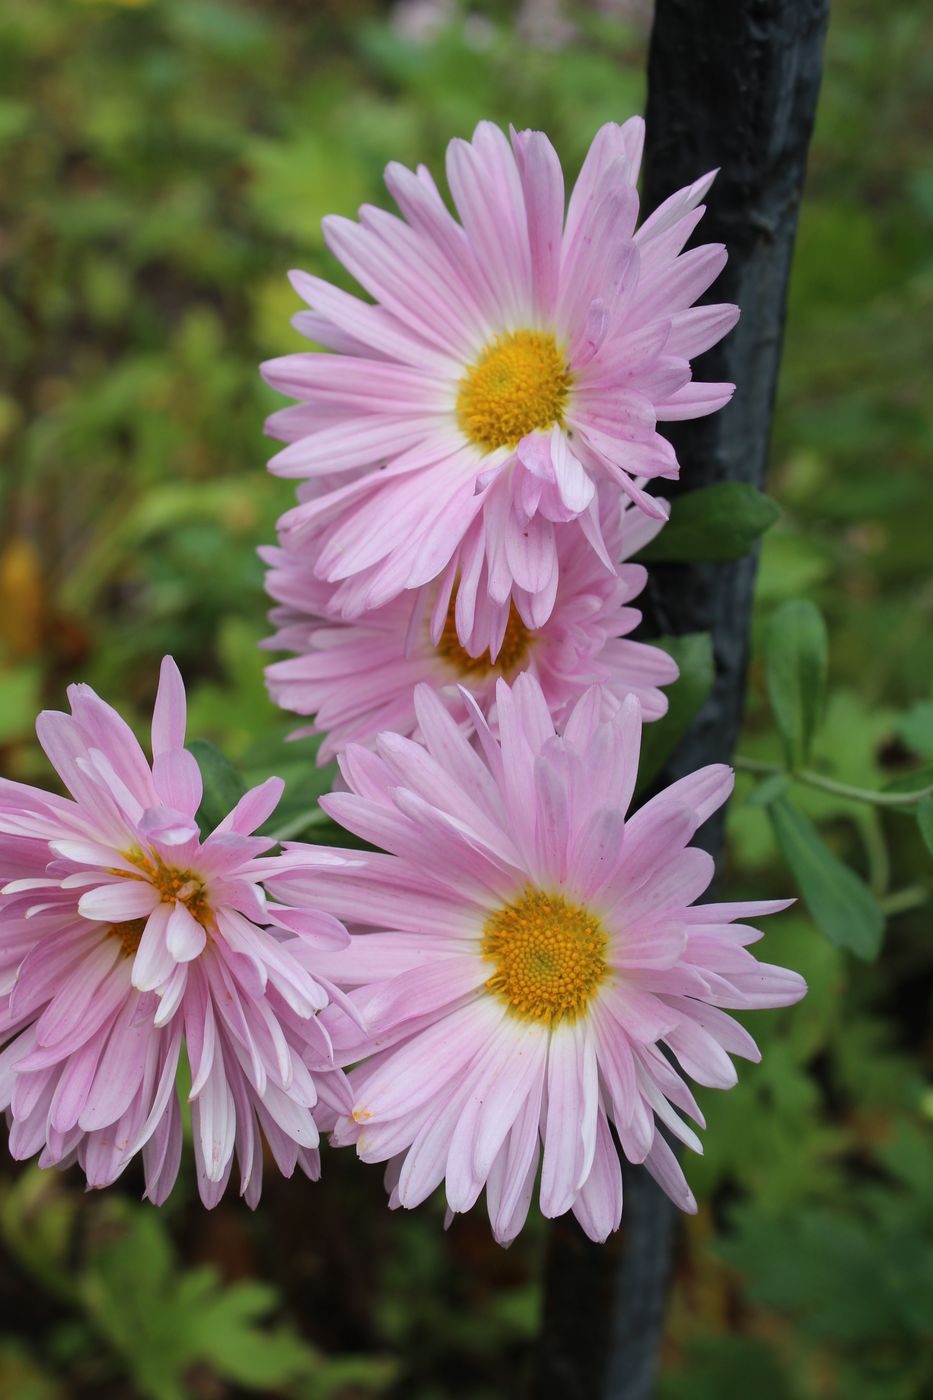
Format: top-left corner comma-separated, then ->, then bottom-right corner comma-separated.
0,658 -> 355,1206
261,118 -> 737,636
262,495 -> 679,761
265,676 -> 806,1245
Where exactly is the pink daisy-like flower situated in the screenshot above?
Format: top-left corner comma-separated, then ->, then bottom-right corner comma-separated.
262,495 -> 679,761
265,676 -> 806,1245
261,117 -> 737,636
0,658 -> 355,1206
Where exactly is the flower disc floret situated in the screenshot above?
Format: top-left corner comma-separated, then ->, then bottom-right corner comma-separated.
482,887 -> 609,1025
456,330 -> 571,450
121,847 -> 211,926
109,918 -> 147,958
435,594 -> 532,680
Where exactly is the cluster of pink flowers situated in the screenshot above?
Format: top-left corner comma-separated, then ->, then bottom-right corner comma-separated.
1,119 -> 805,1241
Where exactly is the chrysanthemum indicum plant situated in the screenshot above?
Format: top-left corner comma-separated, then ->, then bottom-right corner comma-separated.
0,114 -> 825,1249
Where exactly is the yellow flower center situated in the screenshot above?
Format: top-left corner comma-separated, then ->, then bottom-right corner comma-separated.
118,848 -> 211,927
109,918 -> 146,958
435,592 -> 533,679
456,330 -> 572,450
481,887 -> 610,1026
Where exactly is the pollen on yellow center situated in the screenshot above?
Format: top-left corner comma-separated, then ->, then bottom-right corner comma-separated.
456,330 -> 572,451
434,590 -> 533,680
118,848 -> 211,927
109,918 -> 146,958
481,887 -> 610,1026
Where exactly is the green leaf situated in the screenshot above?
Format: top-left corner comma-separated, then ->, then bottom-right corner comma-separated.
636,633 -> 714,791
83,1214 -> 190,1400
636,483 -> 780,562
896,699 -> 933,759
82,1210 -> 320,1398
917,799 -> 933,858
768,798 -> 884,960
659,1335 -> 790,1400
244,731 -> 339,840
764,599 -> 828,768
310,1354 -> 399,1400
194,1281 -> 313,1387
717,1200 -> 930,1348
187,739 -> 245,837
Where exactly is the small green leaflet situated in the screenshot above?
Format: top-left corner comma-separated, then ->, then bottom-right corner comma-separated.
186,739 -> 245,838
764,599 -> 828,769
767,797 -> 884,960
635,482 -> 780,563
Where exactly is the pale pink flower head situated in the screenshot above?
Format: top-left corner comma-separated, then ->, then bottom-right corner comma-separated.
261,118 -> 737,636
262,495 -> 679,762
266,676 -> 805,1245
0,658 -> 355,1206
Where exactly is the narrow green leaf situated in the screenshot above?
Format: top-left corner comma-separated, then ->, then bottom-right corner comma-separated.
917,799 -> 933,858
636,483 -> 780,563
187,739 -> 245,838
768,798 -> 884,960
764,599 -> 828,768
636,632 -> 714,792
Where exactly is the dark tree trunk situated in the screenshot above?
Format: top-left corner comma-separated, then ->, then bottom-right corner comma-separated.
529,2 -> 829,1397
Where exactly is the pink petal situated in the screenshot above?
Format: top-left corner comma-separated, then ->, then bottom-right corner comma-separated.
540,1023 -> 592,1217
78,880 -> 159,923
166,901 -> 207,962
213,777 -> 284,837
151,657 -> 188,757
512,128 -> 564,317
79,992 -> 151,1130
131,903 -> 175,992
572,1111 -> 623,1242
152,749 -> 203,819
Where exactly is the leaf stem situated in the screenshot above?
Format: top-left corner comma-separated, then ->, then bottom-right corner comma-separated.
879,885 -> 931,916
733,756 -> 933,808
857,808 -> 889,898
267,808 -> 330,842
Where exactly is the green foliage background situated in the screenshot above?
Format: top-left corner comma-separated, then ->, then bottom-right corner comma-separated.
1,0 -> 931,1396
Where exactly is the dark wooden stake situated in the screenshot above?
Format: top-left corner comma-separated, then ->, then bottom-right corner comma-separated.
529,2 -> 828,1396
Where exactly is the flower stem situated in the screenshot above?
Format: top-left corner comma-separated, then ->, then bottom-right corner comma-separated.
733,756 -> 933,809
857,809 -> 890,897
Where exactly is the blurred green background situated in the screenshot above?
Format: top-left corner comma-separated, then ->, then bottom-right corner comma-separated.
1,0 -> 931,1396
